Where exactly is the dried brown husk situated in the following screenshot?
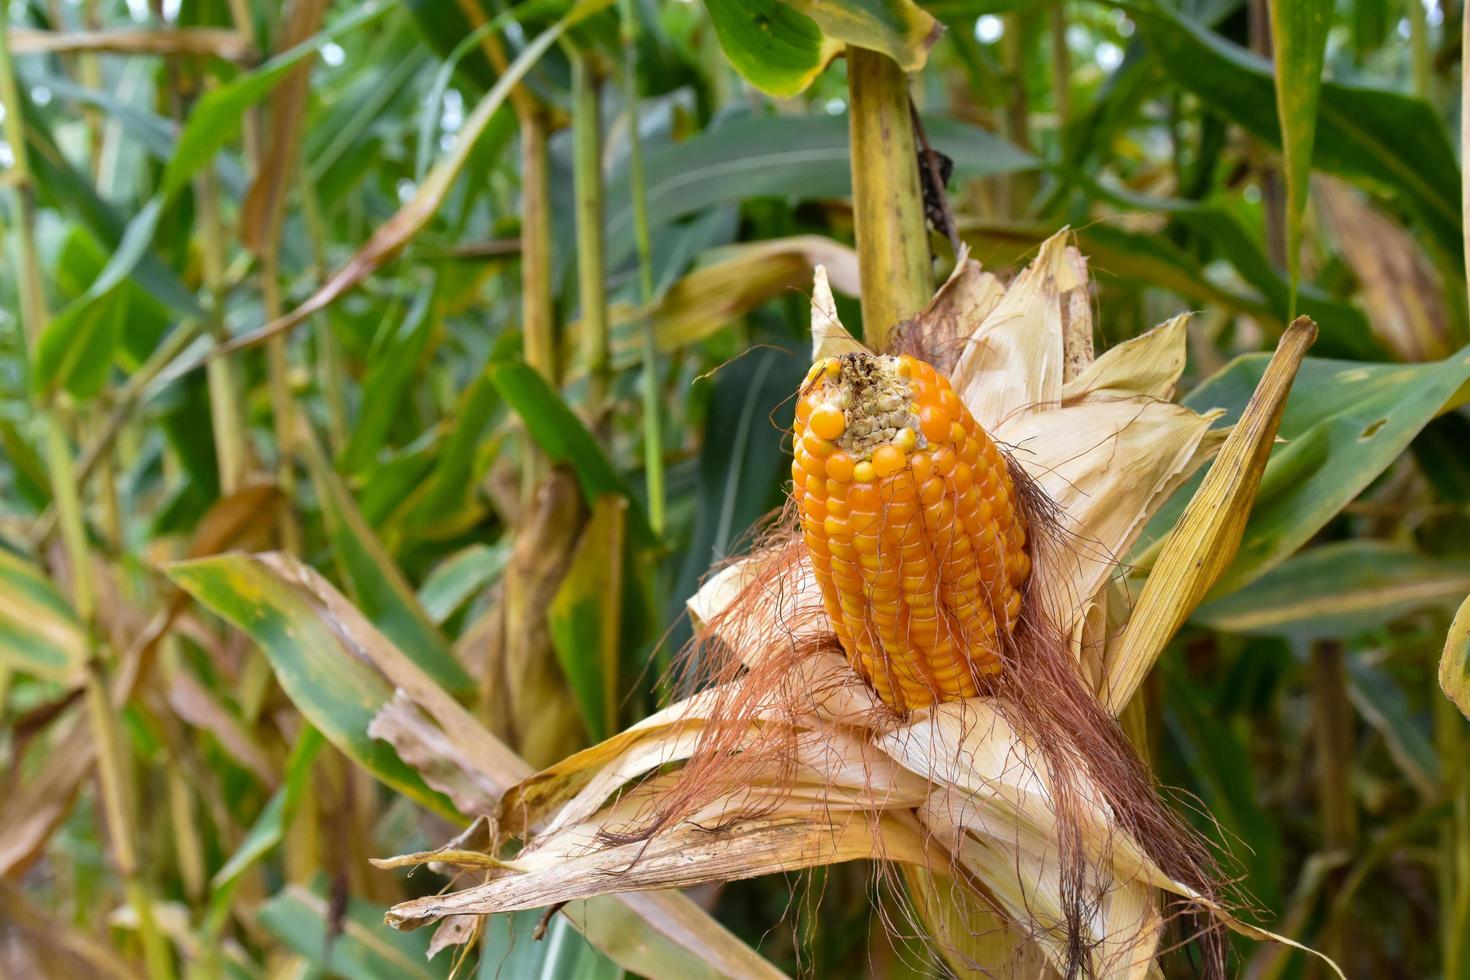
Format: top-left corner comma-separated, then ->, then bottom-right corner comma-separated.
386,231 -> 1337,979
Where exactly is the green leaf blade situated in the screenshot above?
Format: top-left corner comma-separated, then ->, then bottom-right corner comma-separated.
1132,1 -> 1461,259
1139,346 -> 1470,595
704,0 -> 838,98
1268,0 -> 1331,310
167,554 -> 461,822
489,361 -> 654,543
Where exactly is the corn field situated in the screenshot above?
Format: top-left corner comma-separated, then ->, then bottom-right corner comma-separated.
3,0 -> 1470,976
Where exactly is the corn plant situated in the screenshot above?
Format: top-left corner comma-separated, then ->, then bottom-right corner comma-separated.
2,0 -> 1469,977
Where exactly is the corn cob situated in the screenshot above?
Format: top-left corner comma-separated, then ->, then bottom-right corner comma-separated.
791,352 -> 1030,712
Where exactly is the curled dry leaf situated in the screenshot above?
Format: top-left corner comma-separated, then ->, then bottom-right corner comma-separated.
427,915 -> 479,962
1439,592 -> 1470,721
568,235 -> 861,378
8,26 -> 251,59
1316,176 -> 1452,362
368,693 -> 502,817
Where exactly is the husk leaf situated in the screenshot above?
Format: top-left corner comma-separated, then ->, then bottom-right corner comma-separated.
1103,318 -> 1317,714
381,235 -> 1337,978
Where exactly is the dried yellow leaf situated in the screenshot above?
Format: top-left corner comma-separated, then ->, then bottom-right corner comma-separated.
1439,592 -> 1470,721
1103,318 -> 1317,714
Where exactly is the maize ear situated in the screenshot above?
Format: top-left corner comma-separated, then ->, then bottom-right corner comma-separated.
792,352 -> 1030,712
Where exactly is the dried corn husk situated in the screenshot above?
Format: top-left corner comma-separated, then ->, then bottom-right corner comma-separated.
386,231 -> 1336,978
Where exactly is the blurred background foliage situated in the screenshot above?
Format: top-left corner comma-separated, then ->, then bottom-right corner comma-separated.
1,0 -> 1469,976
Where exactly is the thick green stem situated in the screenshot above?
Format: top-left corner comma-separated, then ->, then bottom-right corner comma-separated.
0,9 -> 48,355
3,17 -> 172,972
1001,13 -> 1035,211
521,106 -> 556,383
1311,639 -> 1356,967
1437,689 -> 1470,978
1407,0 -> 1433,101
517,97 -> 556,499
619,0 -> 665,535
195,167 -> 250,494
846,47 -> 930,349
262,262 -> 302,553
573,53 -> 611,429
1049,1 -> 1071,156
300,166 -> 349,455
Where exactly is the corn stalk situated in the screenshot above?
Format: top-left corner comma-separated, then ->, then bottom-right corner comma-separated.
845,46 -> 930,347
618,0 -> 666,536
0,12 -> 172,977
1311,639 -> 1357,966
572,51 -> 610,427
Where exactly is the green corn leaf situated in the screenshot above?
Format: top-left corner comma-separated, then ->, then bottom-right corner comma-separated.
418,543 -> 510,625
1194,541 -> 1470,641
34,0 -> 391,390
488,361 -> 654,544
20,96 -> 200,318
1348,658 -> 1440,798
162,1 -> 392,199
672,347 -> 808,618
1129,0 -> 1462,260
167,554 -> 461,822
258,880 -> 439,980
1138,344 -> 1470,596
595,113 -> 1035,276
398,368 -> 505,537
203,727 -> 327,941
798,0 -> 940,71
480,909 -> 622,979
703,0 -> 840,98
1268,0 -> 1331,312
341,285 -> 438,477
302,429 -> 474,696
703,0 -> 937,97
550,495 -> 627,743
0,547 -> 87,685
1162,662 -> 1285,912
31,283 -> 127,399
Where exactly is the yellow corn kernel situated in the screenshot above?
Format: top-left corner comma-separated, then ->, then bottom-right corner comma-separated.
792,351 -> 1030,713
